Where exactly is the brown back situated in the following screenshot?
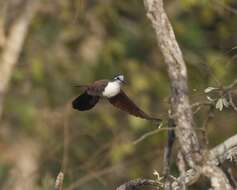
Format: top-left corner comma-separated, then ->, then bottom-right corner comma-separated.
86,79 -> 109,96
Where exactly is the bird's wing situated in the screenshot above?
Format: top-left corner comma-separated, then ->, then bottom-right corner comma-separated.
108,90 -> 161,122
87,80 -> 109,96
72,92 -> 100,111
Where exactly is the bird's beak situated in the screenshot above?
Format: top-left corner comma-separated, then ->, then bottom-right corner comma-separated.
122,80 -> 127,84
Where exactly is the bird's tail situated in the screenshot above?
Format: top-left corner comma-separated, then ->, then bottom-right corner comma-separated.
73,85 -> 88,90
148,117 -> 162,125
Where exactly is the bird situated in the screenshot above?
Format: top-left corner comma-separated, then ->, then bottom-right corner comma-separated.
72,74 -> 161,122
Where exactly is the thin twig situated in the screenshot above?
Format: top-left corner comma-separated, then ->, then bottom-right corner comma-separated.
224,79 -> 237,91
133,126 -> 204,145
191,101 -> 213,114
65,164 -> 123,190
133,123 -> 163,145
168,101 -> 213,118
211,0 -> 237,15
191,101 -> 213,108
228,92 -> 237,112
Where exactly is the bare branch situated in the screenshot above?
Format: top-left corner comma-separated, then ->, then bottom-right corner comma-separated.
172,133 -> 237,188
143,0 -> 201,167
133,126 -> 203,145
66,164 -> 123,190
171,168 -> 201,189
224,78 -> 237,91
171,165 -> 233,190
117,1 -> 236,189
177,152 -> 186,189
143,0 -> 233,189
0,0 -> 40,118
210,134 -> 237,165
116,178 -> 160,190
202,165 -> 233,190
132,123 -> 164,145
212,0 -> 237,15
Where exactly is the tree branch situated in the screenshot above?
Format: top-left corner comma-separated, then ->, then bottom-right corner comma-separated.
115,132 -> 237,189
143,0 -> 201,168
0,0 -> 40,118
143,0 -> 232,189
210,134 -> 237,165
116,1 -> 236,189
224,78 -> 237,91
116,178 -> 160,190
172,133 -> 237,188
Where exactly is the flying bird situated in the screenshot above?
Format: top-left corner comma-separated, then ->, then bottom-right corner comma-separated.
72,74 -> 161,122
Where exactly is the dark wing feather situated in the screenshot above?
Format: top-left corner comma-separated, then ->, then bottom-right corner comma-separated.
108,90 -> 161,122
72,92 -> 99,111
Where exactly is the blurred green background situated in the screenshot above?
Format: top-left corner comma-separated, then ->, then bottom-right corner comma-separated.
0,0 -> 237,189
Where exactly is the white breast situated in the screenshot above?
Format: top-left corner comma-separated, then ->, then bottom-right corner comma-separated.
102,81 -> 121,98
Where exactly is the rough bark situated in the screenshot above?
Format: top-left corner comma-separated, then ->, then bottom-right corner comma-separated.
115,127 -> 237,189
143,0 -> 232,189
144,0 -> 201,168
209,134 -> 237,165
172,133 -> 237,188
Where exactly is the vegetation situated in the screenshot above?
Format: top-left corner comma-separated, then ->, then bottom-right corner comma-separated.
0,0 -> 237,189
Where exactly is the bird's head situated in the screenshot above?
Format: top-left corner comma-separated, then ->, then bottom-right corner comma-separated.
113,74 -> 126,84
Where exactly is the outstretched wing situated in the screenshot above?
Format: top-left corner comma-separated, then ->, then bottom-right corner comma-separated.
108,90 -> 161,122
72,92 -> 100,111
